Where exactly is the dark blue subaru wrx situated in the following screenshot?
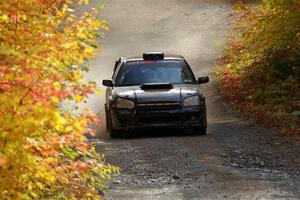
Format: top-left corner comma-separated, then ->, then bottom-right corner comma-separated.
102,52 -> 209,137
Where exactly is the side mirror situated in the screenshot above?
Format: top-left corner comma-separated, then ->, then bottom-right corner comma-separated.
102,79 -> 114,87
198,76 -> 209,84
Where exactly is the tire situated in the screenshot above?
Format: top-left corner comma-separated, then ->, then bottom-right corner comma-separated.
194,126 -> 207,135
106,109 -> 121,138
194,107 -> 207,135
104,105 -> 109,131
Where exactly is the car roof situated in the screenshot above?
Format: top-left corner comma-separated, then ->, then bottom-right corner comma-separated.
123,54 -> 185,62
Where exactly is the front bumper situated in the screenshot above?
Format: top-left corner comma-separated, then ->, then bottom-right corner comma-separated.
110,106 -> 207,130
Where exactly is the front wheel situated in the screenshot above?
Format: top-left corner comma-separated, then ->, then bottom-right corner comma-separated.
194,107 -> 207,135
105,105 -> 109,131
194,126 -> 207,135
106,109 -> 122,138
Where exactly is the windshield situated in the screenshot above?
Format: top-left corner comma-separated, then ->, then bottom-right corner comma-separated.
115,60 -> 196,86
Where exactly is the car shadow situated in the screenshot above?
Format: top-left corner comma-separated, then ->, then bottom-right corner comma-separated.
116,128 -> 204,139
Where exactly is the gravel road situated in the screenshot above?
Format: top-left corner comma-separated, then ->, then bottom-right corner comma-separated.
80,0 -> 300,199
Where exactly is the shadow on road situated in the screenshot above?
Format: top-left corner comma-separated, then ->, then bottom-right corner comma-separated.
112,128 -> 206,139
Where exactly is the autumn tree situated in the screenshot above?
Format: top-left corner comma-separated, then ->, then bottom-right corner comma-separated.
0,0 -> 119,199
217,0 -> 300,135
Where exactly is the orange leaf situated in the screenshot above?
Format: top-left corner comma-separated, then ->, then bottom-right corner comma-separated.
0,156 -> 7,167
75,143 -> 90,152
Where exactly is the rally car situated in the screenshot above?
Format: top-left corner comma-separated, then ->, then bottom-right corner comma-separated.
102,52 -> 209,137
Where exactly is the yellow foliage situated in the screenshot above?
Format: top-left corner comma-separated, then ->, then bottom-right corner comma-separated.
0,0 -> 119,199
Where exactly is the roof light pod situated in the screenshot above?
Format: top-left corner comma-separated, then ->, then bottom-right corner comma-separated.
143,52 -> 164,60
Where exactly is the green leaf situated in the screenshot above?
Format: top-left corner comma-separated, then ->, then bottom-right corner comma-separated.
291,111 -> 300,117
95,89 -> 103,96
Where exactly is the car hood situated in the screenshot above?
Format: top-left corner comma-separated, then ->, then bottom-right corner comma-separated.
111,84 -> 203,103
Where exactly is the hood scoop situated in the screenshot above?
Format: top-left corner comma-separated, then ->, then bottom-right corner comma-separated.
140,83 -> 173,90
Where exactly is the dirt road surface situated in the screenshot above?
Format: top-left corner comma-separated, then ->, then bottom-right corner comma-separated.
80,0 -> 300,199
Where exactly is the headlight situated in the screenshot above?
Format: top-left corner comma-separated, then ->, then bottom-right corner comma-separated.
183,95 -> 202,107
116,98 -> 135,109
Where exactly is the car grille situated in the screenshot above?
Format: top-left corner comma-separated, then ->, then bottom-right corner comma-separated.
135,102 -> 182,124
138,115 -> 182,124
137,102 -> 180,111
